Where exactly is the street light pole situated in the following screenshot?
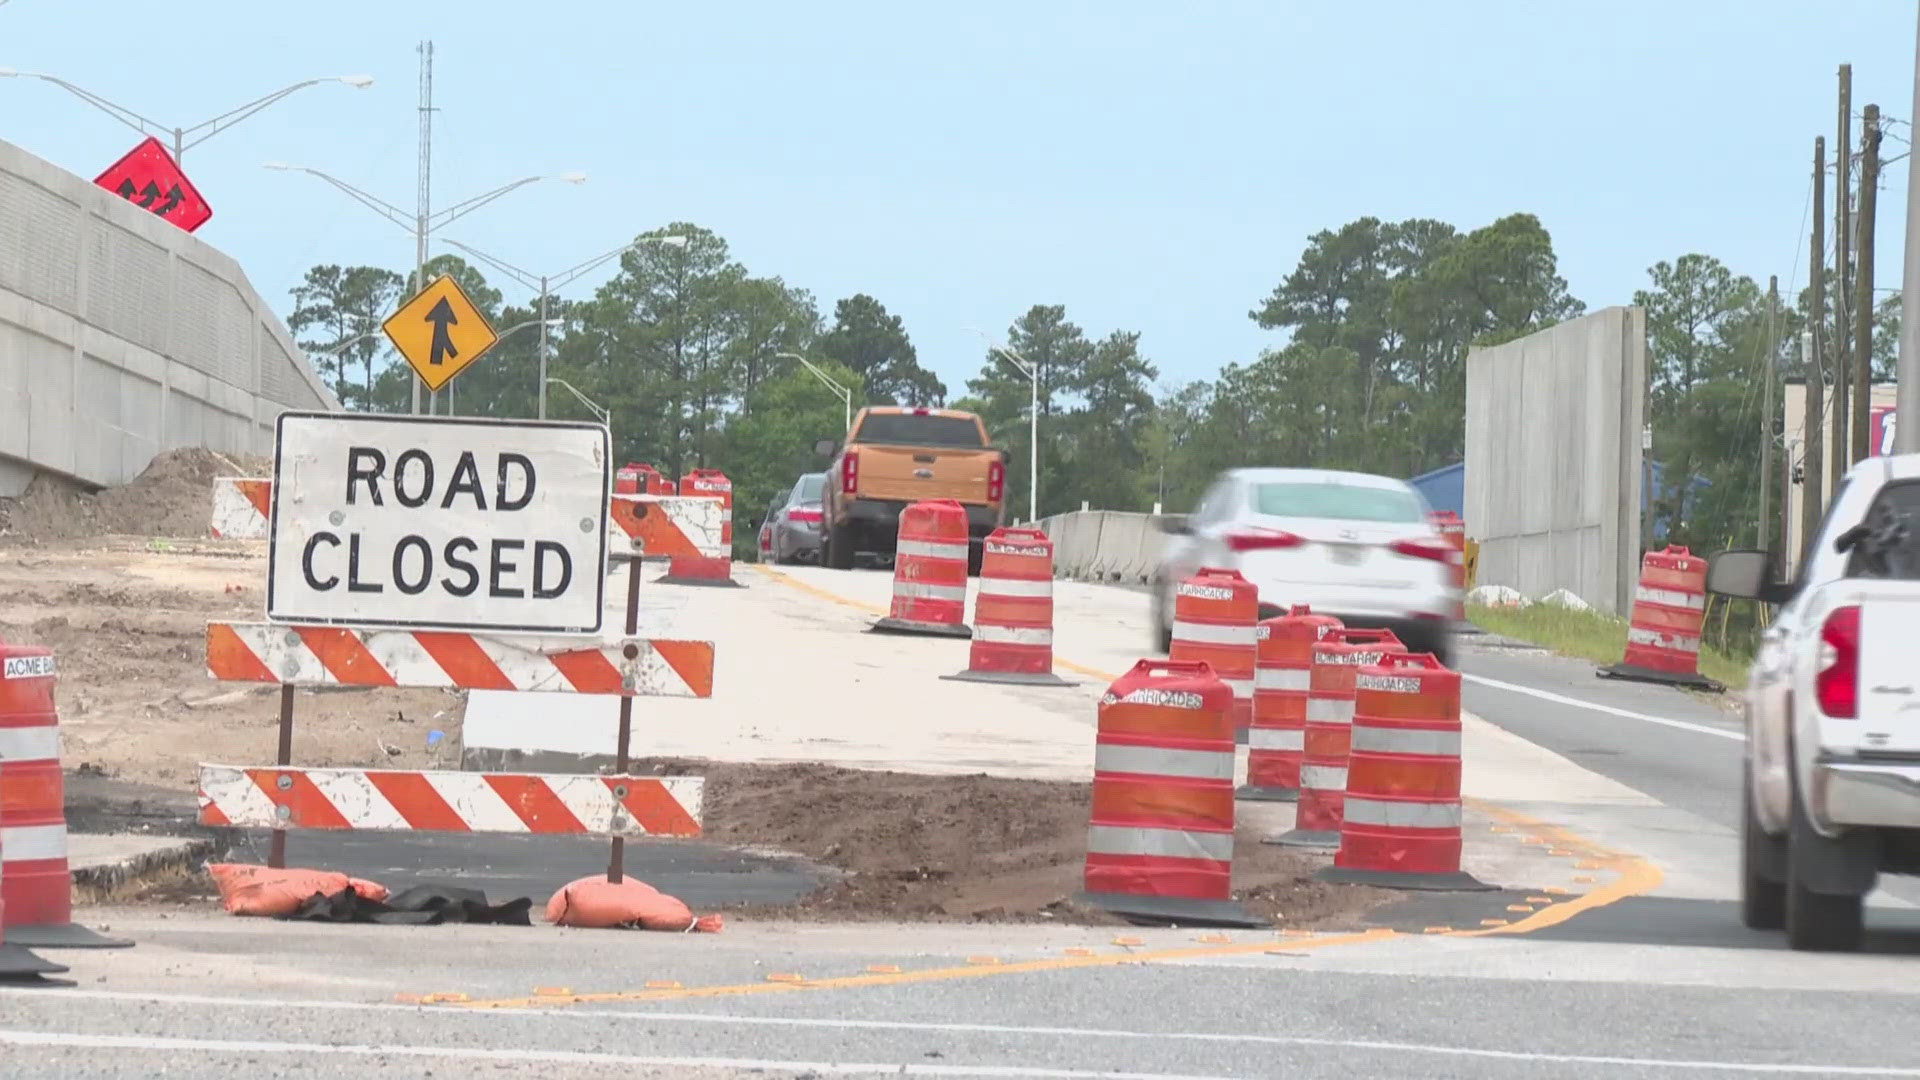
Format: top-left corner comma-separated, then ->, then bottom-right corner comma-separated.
776,351 -> 853,432
966,328 -> 1039,524
439,234 -> 687,420
0,69 -> 373,160
1899,6 -> 1920,452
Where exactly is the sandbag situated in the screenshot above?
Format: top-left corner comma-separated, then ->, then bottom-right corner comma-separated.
206,863 -> 389,917
544,875 -> 723,932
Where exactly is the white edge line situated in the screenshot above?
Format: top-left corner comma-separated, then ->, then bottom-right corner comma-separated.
2,988 -> 1913,1074
1461,673 -> 1743,742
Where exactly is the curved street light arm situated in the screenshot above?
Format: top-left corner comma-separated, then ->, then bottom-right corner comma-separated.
430,176 -> 545,232
180,78 -> 350,153
544,377 -> 610,425
1,70 -> 167,139
436,238 -> 541,292
266,164 -> 414,232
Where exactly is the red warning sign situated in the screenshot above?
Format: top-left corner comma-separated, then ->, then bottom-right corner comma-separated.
93,137 -> 212,233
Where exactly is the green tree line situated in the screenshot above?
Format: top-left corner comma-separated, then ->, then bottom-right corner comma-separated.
286,214 -> 1892,564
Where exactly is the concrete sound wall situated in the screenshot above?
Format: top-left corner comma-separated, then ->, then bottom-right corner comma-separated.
1463,306 -> 1646,615
0,136 -> 335,497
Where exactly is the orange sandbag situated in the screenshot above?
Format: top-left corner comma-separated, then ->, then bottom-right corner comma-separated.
206,863 -> 390,917
544,874 -> 723,932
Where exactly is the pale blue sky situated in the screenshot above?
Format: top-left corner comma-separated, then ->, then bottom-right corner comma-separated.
4,1 -> 1913,394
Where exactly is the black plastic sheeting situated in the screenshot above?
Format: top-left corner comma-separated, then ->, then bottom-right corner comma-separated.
284,884 -> 533,926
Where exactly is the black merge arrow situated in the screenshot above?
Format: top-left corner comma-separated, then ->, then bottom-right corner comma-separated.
154,184 -> 184,217
425,296 -> 459,366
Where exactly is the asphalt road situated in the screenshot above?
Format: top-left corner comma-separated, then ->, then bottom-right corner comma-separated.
11,572 -> 1920,1078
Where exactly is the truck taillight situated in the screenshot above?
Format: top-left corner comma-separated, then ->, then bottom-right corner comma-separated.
1816,605 -> 1861,719
986,459 -> 1005,502
841,450 -> 859,495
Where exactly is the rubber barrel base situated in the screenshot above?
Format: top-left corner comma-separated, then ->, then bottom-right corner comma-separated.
1074,891 -> 1267,929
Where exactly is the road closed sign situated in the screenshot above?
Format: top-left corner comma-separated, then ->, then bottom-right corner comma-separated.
266,413 -> 610,635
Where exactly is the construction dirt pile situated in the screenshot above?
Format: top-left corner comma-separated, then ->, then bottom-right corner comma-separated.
650,758 -> 1394,927
0,447 -> 271,543
0,537 -> 457,789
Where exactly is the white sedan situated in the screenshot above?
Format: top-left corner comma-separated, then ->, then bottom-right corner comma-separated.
1150,467 -> 1460,664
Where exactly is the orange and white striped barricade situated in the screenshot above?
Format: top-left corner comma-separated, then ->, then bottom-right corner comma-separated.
871,499 -> 972,638
205,623 -> 716,698
0,640 -> 130,949
1600,545 -> 1721,691
945,527 -> 1069,686
1267,628 -> 1405,849
198,766 -> 703,838
1319,653 -> 1489,891
662,468 -> 740,588
1169,568 -> 1258,740
609,494 -> 726,568
210,477 -> 273,539
1078,659 -> 1260,927
1239,606 -> 1343,802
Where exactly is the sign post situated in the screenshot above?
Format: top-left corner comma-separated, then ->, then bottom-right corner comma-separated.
93,137 -> 212,232
381,275 -> 500,396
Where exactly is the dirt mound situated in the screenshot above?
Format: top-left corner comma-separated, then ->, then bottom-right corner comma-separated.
645,758 -> 1393,927
0,447 -> 271,543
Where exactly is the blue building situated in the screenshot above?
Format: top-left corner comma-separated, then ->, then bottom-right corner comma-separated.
1408,461 -> 1707,542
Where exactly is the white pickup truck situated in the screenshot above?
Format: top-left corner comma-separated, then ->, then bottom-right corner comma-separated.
1708,452 -> 1920,951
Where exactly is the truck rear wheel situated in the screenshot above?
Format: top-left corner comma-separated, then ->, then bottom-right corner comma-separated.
1784,777 -> 1868,952
826,521 -> 855,571
1741,779 -> 1787,931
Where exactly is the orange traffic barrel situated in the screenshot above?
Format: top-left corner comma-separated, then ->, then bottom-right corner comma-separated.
1599,545 -> 1721,691
1078,659 -> 1260,927
946,527 -> 1070,686
1239,606 -> 1342,802
871,500 -> 972,638
1266,628 -> 1404,849
1319,652 -> 1490,891
0,822 -> 66,981
1168,568 -> 1258,740
0,639 -> 129,949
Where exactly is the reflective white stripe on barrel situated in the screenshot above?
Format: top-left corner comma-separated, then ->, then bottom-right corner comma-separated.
1635,586 -> 1705,611
1341,797 -> 1463,829
1170,621 -> 1258,646
893,582 -> 968,601
1627,627 -> 1701,653
1304,699 -> 1353,723
1093,743 -> 1235,781
1247,728 -> 1304,752
1299,764 -> 1347,790
0,824 -> 69,860
1085,824 -> 1233,861
974,624 -> 1053,646
0,726 -> 61,760
896,539 -> 970,561
977,578 -> 1052,598
1255,668 -> 1311,691
1221,677 -> 1254,699
1350,726 -> 1461,757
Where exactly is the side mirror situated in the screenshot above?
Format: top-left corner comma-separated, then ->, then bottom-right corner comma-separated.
1706,549 -> 1793,604
1157,514 -> 1191,536
813,439 -> 837,457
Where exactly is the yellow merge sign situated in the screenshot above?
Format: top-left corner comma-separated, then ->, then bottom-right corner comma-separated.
382,274 -> 498,392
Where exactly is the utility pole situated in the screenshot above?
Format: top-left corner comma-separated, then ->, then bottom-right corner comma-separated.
1804,136 -> 1827,562
410,40 -> 434,417
537,276 -> 551,419
1834,65 -> 1853,484
1854,104 -> 1882,465
1761,276 -> 1778,551
1901,5 -> 1920,452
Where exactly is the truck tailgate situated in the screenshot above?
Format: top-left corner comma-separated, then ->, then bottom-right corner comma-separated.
1857,590 -> 1920,753
857,445 -> 993,505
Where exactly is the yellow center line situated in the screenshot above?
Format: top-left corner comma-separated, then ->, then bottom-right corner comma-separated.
456,928 -> 1401,1010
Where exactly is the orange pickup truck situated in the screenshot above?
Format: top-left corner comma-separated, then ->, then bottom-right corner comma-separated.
815,406 -> 1008,573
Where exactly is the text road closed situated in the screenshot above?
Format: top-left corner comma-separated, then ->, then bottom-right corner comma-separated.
267,413 -> 610,634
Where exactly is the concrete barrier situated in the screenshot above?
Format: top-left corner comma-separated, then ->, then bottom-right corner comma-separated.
1029,510 -> 1164,585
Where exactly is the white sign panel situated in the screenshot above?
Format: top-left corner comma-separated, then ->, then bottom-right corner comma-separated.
267,413 -> 610,635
